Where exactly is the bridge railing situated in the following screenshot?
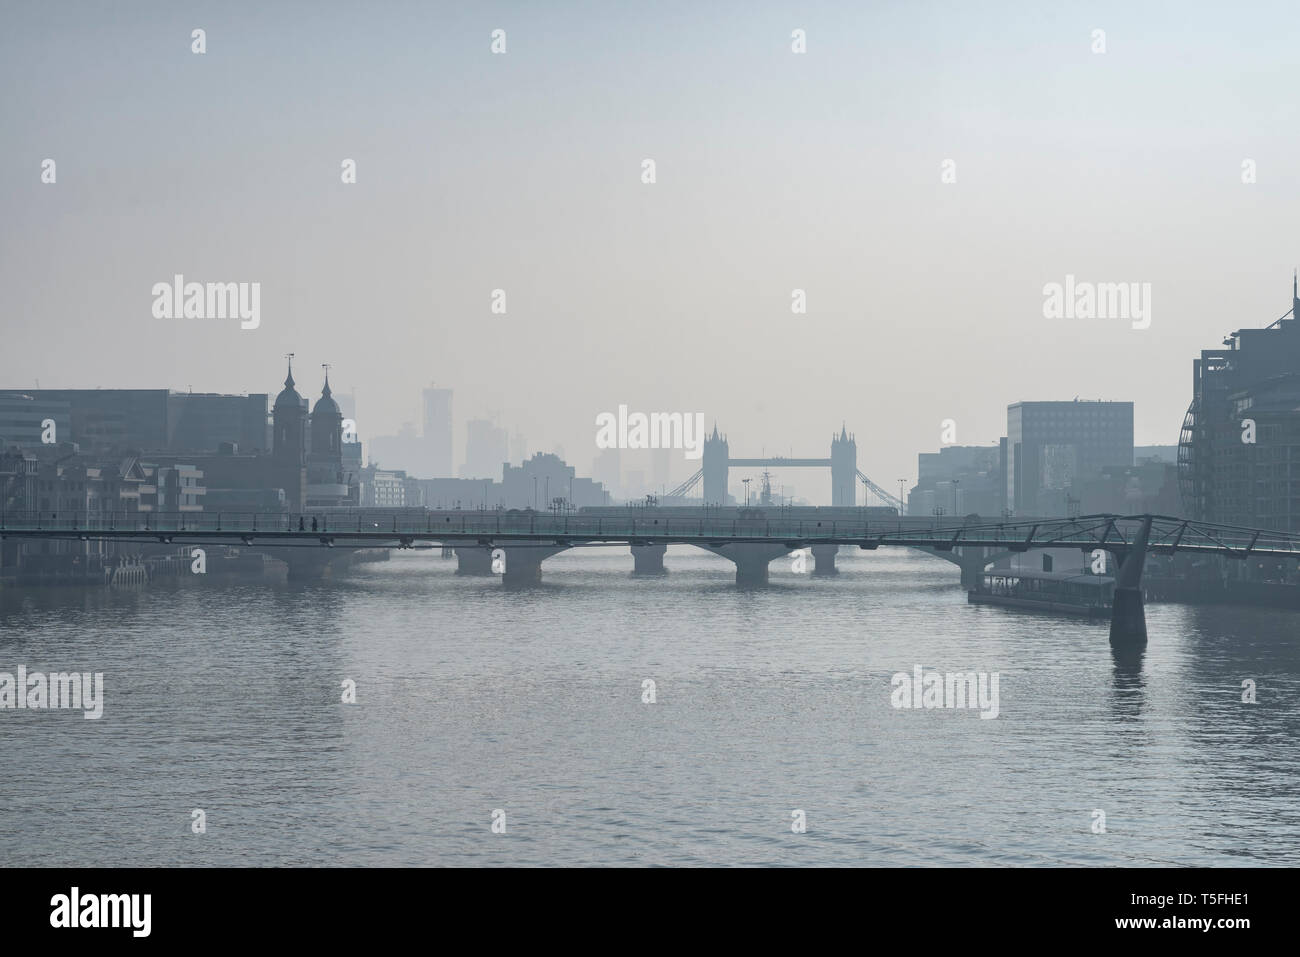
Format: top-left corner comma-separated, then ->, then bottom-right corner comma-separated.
0,508 -> 1071,542
0,509 -> 928,541
0,508 -> 1068,545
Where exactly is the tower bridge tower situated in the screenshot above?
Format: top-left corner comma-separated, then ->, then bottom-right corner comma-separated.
703,424 -> 729,505
830,424 -> 857,507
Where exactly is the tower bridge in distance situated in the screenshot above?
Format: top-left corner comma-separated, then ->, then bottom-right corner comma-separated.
5,508 -> 1300,648
671,424 -> 905,510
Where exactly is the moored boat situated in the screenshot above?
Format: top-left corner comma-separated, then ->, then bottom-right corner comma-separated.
968,569 -> 1114,619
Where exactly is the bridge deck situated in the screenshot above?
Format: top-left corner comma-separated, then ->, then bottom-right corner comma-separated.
3,512 -> 1299,558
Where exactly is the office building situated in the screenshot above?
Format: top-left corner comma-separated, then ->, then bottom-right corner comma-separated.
1006,400 -> 1134,516
1179,279 -> 1300,530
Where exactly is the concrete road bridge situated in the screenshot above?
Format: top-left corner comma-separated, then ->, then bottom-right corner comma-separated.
6,508 -> 1298,648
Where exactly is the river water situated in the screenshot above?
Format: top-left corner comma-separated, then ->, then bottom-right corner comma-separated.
2,546 -> 1297,866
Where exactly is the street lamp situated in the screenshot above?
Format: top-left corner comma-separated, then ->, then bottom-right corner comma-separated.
953,478 -> 960,516
898,478 -> 907,517
742,477 -> 751,507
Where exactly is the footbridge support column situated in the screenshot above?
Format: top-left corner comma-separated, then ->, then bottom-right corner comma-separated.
1109,516 -> 1152,649
956,546 -> 994,589
631,543 -> 668,576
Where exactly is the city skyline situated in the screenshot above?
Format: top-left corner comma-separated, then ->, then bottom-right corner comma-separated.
3,365 -> 1158,506
7,1 -> 1286,496
5,0 -> 1300,893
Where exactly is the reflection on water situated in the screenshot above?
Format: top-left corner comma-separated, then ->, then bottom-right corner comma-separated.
1109,645 -> 1147,720
1,546 -> 1297,866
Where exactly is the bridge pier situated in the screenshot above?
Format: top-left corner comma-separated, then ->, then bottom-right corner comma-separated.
454,546 -> 494,576
455,544 -> 569,585
631,543 -> 668,576
699,543 -> 790,586
811,544 -> 839,577
1109,516 -> 1152,649
501,545 -> 569,588
279,549 -> 336,581
916,544 -> 1003,588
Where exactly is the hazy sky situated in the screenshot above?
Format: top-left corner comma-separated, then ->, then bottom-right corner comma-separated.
4,1 -> 1299,495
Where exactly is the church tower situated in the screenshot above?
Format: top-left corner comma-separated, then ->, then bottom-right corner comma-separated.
308,366 -> 344,484
272,355 -> 307,466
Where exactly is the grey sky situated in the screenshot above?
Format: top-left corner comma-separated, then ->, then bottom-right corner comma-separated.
3,0 -> 1298,491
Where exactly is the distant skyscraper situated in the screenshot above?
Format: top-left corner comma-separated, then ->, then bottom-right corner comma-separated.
369,422 -> 419,471
592,447 -> 621,496
510,429 -> 527,466
460,418 -> 509,480
651,447 -> 670,492
422,384 -> 453,477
